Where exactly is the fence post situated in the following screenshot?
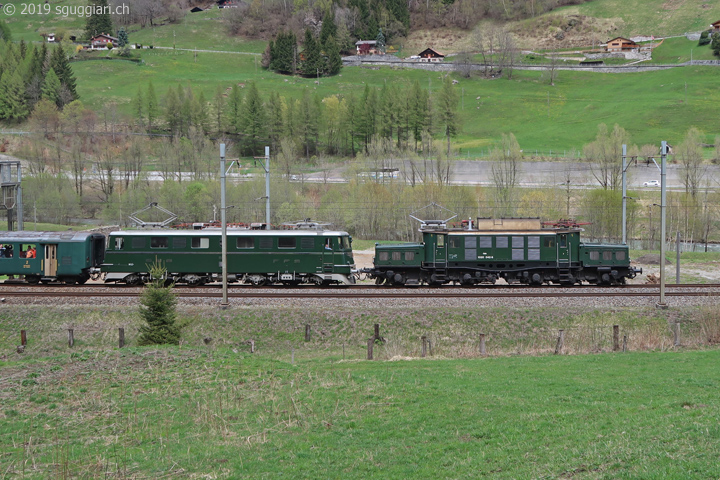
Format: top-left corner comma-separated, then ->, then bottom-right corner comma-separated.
68,329 -> 74,348
291,347 -> 295,365
367,338 -> 374,360
118,328 -> 125,348
249,340 -> 255,354
479,333 -> 486,356
428,338 -> 433,356
674,323 -> 680,347
554,329 -> 565,355
613,325 -> 619,352
304,324 -> 311,342
421,336 -> 427,358
622,335 -> 628,352
20,329 -> 27,346
374,324 -> 380,340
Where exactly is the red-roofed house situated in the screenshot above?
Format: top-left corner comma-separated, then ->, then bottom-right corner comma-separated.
605,37 -> 639,51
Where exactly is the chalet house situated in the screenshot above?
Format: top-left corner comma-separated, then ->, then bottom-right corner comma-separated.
605,37 -> 639,52
418,47 -> 444,62
355,40 -> 377,55
711,20 -> 720,32
90,33 -> 118,49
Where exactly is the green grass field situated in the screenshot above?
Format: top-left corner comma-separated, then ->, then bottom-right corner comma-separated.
1,302 -> 719,478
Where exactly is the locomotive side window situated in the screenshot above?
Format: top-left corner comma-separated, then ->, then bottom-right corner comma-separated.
528,236 -> 540,248
278,237 -> 296,249
405,252 -> 415,261
589,251 -> 600,261
615,251 -> 626,261
559,236 -> 567,248
173,237 -> 187,249
392,252 -> 402,261
543,237 -> 555,248
114,238 -> 124,250
191,237 -> 209,249
465,236 -> 477,248
603,251 -> 613,261
449,237 -> 461,248
338,237 -> 350,250
237,237 -> 254,249
132,237 -> 146,249
437,235 -> 444,247
479,237 -> 492,249
151,237 -> 168,249
259,238 -> 273,249
496,236 -> 508,248
379,252 -> 389,261
512,236 -> 524,248
301,237 -> 315,249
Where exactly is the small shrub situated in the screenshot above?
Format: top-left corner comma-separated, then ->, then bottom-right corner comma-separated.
698,30 -> 710,46
138,261 -> 181,346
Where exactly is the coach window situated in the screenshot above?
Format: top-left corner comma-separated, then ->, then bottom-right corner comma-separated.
278,237 -> 297,249
603,251 -> 613,261
237,237 -> 254,249
392,251 -> 402,261
589,251 -> 600,261
379,251 -> 389,261
191,237 -> 209,249
615,251 -> 626,261
405,252 -> 415,261
150,237 -> 168,249
114,237 -> 124,250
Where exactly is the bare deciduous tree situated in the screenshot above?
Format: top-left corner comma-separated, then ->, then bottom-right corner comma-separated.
583,123 -> 629,191
490,132 -> 522,216
677,126 -> 705,199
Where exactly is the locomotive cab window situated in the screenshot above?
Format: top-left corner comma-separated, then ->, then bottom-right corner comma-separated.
278,237 -> 296,249
589,251 -> 600,261
405,252 -> 415,261
150,237 -> 168,249
237,237 -> 254,249
449,237 -> 462,248
437,236 -> 445,247
191,237 -> 209,249
615,251 -> 626,261
338,237 -> 350,250
543,237 -> 555,248
379,251 -> 389,261
114,238 -> 124,250
392,252 -> 402,261
559,235 -> 567,248
603,251 -> 613,261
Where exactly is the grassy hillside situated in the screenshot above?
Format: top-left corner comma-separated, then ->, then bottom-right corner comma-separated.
1,304 -> 720,478
71,47 -> 720,154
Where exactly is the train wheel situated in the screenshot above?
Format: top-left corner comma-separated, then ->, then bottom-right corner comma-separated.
375,277 -> 385,285
248,275 -> 267,287
26,275 -> 40,285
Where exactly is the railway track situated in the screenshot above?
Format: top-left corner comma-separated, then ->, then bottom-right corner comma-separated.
0,284 -> 717,299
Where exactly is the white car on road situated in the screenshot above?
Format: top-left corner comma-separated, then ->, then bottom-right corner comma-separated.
643,180 -> 660,187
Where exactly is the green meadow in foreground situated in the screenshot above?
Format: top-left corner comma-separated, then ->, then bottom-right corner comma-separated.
1,304 -> 720,478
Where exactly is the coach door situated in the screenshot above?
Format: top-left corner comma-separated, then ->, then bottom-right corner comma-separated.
44,244 -> 58,277
557,234 -> 570,268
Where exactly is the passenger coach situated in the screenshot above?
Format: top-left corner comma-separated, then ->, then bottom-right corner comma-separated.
103,229 -> 356,285
0,231 -> 106,284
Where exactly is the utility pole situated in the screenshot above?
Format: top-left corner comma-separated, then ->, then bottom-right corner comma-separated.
255,146 -> 271,226
220,143 -> 229,307
658,140 -> 668,309
621,144 -> 627,244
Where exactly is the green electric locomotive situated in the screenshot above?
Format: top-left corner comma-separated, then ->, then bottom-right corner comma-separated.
0,231 -> 106,284
102,228 -> 356,285
365,218 -> 641,286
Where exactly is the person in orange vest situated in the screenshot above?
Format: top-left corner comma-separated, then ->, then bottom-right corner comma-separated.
27,247 -> 36,258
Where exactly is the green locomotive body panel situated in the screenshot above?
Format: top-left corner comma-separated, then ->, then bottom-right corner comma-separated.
367,218 -> 638,286
0,231 -> 106,283
103,229 -> 355,285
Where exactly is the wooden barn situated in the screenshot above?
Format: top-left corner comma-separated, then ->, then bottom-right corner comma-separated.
355,40 -> 377,55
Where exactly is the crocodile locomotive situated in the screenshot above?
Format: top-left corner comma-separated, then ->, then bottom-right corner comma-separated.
363,218 -> 641,286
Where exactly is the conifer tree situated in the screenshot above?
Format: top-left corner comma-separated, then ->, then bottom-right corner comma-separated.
117,27 -> 128,47
240,82 -> 266,155
0,19 -> 11,42
0,68 -> 30,121
146,81 -> 158,131
226,84 -> 242,132
376,28 -> 386,54
266,91 -> 284,151
302,29 -> 321,77
319,9 -> 337,47
132,85 -> 144,127
84,0 -> 114,40
437,75 -> 459,156
165,86 -> 180,135
42,68 -> 63,108
50,43 -> 78,103
324,35 -> 342,76
213,85 -> 226,133
138,262 -> 180,346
